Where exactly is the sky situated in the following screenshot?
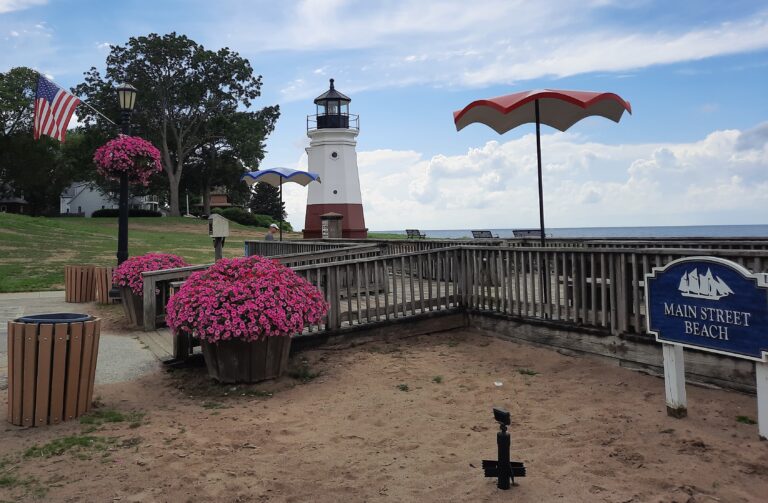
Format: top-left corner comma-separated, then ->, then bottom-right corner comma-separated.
1,0 -> 767,231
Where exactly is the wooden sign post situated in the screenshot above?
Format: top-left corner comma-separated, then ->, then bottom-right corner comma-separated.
645,256 -> 768,439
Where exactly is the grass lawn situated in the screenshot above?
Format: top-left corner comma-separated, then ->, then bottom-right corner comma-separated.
0,213 -> 295,293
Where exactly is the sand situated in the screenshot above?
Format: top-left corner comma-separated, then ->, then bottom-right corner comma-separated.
1,329 -> 767,502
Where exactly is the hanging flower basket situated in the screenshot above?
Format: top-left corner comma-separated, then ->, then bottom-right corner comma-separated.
93,135 -> 162,186
113,253 -> 189,327
166,256 -> 327,383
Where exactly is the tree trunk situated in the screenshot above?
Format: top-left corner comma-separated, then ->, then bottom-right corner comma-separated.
168,171 -> 181,216
203,180 -> 211,216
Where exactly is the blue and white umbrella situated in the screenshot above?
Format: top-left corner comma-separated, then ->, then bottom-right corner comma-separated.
241,167 -> 321,241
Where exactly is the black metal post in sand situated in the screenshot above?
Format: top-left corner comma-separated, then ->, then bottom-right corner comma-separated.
482,407 -> 526,490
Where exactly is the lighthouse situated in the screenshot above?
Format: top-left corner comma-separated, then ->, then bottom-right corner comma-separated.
303,79 -> 367,239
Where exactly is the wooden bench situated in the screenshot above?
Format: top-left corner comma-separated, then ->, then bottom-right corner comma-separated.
472,230 -> 499,239
512,229 -> 543,238
406,229 -> 426,239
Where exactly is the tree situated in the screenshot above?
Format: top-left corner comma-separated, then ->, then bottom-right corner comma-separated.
0,67 -> 74,214
248,182 -> 285,221
0,67 -> 37,137
74,33 -> 276,216
186,108 -> 280,215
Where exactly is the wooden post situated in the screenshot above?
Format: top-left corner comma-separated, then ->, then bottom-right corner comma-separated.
143,274 -> 156,331
663,343 -> 687,418
757,361 -> 768,440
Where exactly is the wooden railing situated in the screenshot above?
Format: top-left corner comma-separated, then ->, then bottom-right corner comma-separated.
459,245 -> 768,336
142,264 -> 212,330
284,244 -> 768,339
291,247 -> 464,333
141,244 -> 383,330
248,243 -> 382,267
243,240 -> 355,257
141,240 -> 768,341
505,237 -> 768,250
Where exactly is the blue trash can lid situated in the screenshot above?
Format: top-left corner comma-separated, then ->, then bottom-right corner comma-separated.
15,313 -> 92,324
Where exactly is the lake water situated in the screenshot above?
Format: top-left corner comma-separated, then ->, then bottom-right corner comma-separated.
375,225 -> 768,239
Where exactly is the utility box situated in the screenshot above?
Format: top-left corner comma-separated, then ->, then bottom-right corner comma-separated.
208,214 -> 230,238
320,212 -> 343,239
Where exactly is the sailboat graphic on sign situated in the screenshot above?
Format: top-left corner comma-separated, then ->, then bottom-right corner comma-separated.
678,268 -> 734,300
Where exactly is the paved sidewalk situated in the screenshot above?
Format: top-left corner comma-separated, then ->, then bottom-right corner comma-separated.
1,291 -> 159,389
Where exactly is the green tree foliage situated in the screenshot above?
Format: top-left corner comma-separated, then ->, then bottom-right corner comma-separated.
0,67 -> 74,214
248,182 -> 285,221
185,109 -> 279,215
0,67 -> 37,137
74,33 -> 278,216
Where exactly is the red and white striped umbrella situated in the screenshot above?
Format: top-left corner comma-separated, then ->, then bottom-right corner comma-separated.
454,89 -> 632,245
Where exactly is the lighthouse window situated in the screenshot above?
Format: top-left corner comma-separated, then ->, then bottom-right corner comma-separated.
327,101 -> 339,115
331,151 -> 338,159
341,103 -> 349,115
333,190 -> 338,195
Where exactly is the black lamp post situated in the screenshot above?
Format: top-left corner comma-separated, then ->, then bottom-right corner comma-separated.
115,83 -> 137,266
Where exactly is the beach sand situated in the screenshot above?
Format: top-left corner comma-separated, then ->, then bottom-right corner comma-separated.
1,329 -> 767,502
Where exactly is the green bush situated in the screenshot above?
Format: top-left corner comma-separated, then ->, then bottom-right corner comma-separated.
212,207 -> 292,231
92,208 -> 162,217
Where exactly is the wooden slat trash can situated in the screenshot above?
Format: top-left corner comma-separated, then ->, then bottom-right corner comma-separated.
6,314 -> 101,427
64,265 -> 96,303
94,266 -> 115,304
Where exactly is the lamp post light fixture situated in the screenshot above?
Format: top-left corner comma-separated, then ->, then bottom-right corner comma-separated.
115,83 -> 137,266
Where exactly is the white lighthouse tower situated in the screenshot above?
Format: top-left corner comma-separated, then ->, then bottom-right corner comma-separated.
303,79 -> 367,239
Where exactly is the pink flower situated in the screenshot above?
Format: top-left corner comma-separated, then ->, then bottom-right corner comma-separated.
113,253 -> 189,295
93,135 -> 162,186
165,256 -> 328,343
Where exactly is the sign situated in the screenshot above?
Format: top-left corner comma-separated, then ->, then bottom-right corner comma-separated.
646,256 -> 768,361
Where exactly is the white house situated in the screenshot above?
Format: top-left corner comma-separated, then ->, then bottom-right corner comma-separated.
60,182 -> 160,217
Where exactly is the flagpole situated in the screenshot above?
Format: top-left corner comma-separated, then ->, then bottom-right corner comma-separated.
35,71 -> 118,127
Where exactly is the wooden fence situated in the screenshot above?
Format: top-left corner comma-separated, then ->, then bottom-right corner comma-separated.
141,244 -> 384,330
504,237 -> 768,250
140,240 -> 768,339
282,244 -> 768,339
243,240 -> 356,257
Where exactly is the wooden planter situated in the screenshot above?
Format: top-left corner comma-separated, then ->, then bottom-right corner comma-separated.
65,265 -> 96,303
119,287 -> 143,327
6,317 -> 101,426
201,336 -> 291,384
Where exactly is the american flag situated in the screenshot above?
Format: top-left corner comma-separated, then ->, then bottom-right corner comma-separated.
33,75 -> 81,143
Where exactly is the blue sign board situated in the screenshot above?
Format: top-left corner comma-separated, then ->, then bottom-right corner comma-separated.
646,257 -> 768,361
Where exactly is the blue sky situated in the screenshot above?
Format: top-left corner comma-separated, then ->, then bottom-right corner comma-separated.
2,0 -> 767,230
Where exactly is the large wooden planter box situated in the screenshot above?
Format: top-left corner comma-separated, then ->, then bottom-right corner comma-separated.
201,336 -> 291,384
6,317 -> 101,426
120,287 -> 143,327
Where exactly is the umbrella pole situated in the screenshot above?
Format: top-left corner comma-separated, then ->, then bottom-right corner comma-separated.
279,176 -> 283,242
535,99 -> 546,247
535,99 -> 549,307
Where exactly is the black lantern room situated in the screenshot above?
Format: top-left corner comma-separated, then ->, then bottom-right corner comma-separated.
314,79 -> 351,129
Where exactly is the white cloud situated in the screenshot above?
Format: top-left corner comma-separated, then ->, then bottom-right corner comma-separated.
284,123 -> 768,230
209,1 -> 768,100
0,0 -> 46,14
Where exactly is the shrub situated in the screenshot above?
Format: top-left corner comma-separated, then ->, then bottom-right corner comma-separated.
112,253 -> 189,296
92,208 -> 162,218
211,207 -> 292,231
166,256 -> 327,343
